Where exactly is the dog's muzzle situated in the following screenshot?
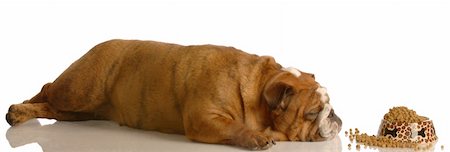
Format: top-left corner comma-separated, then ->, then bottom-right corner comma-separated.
316,87 -> 342,140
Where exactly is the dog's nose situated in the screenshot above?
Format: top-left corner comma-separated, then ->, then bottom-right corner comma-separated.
328,109 -> 335,118
328,109 -> 342,127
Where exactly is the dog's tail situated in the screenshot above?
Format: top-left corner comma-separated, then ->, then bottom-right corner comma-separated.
22,83 -> 52,104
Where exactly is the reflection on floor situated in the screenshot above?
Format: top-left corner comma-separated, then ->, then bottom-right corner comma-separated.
6,119 -> 342,152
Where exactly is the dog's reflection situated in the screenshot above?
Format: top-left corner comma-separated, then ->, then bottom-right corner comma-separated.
6,119 -> 343,152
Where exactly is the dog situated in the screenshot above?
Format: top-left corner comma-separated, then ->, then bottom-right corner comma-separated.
6,39 -> 342,150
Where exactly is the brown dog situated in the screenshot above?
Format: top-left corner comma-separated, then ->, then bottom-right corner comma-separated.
6,39 -> 342,150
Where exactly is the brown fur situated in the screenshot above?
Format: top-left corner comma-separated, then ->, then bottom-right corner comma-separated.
6,39 -> 341,150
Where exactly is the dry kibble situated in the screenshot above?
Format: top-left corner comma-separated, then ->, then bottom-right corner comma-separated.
383,106 -> 428,123
349,136 -> 354,142
351,129 -> 419,148
442,145 -> 444,150
356,144 -> 361,151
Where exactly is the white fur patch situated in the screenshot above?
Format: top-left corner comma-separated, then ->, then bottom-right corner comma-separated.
317,104 -> 339,139
317,104 -> 332,125
318,104 -> 332,137
316,87 -> 339,139
316,87 -> 329,103
282,67 -> 301,77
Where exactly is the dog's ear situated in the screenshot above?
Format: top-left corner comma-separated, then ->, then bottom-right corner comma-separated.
263,72 -> 299,109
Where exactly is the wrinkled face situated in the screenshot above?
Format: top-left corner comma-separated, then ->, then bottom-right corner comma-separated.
264,67 -> 342,142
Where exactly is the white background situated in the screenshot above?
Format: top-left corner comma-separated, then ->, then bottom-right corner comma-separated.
0,0 -> 449,151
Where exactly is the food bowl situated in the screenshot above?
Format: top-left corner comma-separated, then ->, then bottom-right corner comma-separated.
378,119 -> 438,145
350,106 -> 438,150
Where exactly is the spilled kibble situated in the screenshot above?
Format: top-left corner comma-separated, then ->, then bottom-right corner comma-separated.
349,135 -> 354,142
354,132 -> 418,148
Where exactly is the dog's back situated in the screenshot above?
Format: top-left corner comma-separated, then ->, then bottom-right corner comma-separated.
41,40 -> 276,133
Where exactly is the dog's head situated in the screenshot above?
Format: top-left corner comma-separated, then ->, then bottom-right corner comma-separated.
263,67 -> 342,141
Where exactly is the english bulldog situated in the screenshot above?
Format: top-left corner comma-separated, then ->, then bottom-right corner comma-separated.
6,40 -> 342,150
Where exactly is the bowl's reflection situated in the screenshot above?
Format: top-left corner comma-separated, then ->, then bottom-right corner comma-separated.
6,119 -> 343,152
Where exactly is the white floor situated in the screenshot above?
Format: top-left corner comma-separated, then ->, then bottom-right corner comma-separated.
1,116 -> 446,152
3,119 -> 343,152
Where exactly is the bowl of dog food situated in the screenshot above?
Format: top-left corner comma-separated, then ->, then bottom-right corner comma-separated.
378,106 -> 437,146
348,106 -> 438,150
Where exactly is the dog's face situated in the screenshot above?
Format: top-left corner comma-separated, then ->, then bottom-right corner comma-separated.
263,67 -> 342,141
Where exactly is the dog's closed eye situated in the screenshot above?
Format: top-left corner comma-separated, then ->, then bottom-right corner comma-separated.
304,108 -> 321,120
305,113 -> 319,120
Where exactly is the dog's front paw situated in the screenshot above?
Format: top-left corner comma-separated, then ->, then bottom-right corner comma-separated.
237,131 -> 275,150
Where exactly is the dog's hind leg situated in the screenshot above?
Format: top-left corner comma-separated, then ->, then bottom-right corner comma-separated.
6,102 -> 98,126
22,83 -> 52,104
6,82 -> 105,126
